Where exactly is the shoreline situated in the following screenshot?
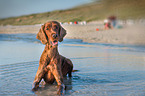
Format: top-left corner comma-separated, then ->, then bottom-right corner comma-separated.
0,22 -> 145,45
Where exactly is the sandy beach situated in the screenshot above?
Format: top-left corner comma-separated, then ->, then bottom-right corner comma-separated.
0,21 -> 145,45
1,22 -> 145,95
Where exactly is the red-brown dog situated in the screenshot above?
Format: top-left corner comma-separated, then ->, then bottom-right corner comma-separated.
32,21 -> 73,95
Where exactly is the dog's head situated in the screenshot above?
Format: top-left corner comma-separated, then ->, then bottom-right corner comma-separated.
36,21 -> 66,46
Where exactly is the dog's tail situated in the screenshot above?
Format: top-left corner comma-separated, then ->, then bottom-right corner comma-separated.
72,70 -> 79,72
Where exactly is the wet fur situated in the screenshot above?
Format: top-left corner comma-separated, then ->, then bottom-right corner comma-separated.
32,21 -> 73,95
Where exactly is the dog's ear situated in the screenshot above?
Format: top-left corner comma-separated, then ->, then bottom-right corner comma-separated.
36,24 -> 48,44
59,24 -> 66,42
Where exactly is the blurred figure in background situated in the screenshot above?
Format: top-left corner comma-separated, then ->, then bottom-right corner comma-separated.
104,16 -> 117,30
104,19 -> 112,30
108,16 -> 117,28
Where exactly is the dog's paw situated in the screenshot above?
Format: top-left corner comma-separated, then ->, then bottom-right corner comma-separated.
32,82 -> 39,92
57,84 -> 65,96
32,87 -> 38,92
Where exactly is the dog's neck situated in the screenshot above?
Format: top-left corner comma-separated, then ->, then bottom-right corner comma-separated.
45,43 -> 59,58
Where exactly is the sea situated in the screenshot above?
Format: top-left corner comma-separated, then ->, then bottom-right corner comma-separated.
0,34 -> 145,96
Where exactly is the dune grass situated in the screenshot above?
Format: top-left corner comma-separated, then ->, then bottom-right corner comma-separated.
0,0 -> 145,25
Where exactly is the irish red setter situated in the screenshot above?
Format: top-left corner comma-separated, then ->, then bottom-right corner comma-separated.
32,21 -> 73,95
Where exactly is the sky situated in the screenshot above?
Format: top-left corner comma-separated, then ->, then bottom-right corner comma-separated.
0,0 -> 92,19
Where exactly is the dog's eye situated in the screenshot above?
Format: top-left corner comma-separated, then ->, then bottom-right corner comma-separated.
55,26 -> 58,29
54,26 -> 58,30
46,28 -> 49,30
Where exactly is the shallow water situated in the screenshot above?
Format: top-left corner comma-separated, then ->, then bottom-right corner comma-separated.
0,34 -> 145,96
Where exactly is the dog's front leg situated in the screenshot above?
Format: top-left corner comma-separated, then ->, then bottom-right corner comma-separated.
47,62 -> 65,95
32,62 -> 49,91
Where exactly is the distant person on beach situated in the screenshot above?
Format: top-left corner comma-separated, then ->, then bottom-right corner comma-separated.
104,19 -> 112,30
104,16 -> 117,30
108,16 -> 117,28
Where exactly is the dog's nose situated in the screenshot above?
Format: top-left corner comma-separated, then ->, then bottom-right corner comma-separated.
52,34 -> 58,38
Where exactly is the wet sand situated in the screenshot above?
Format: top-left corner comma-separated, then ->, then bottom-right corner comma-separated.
0,21 -> 145,45
0,34 -> 145,96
